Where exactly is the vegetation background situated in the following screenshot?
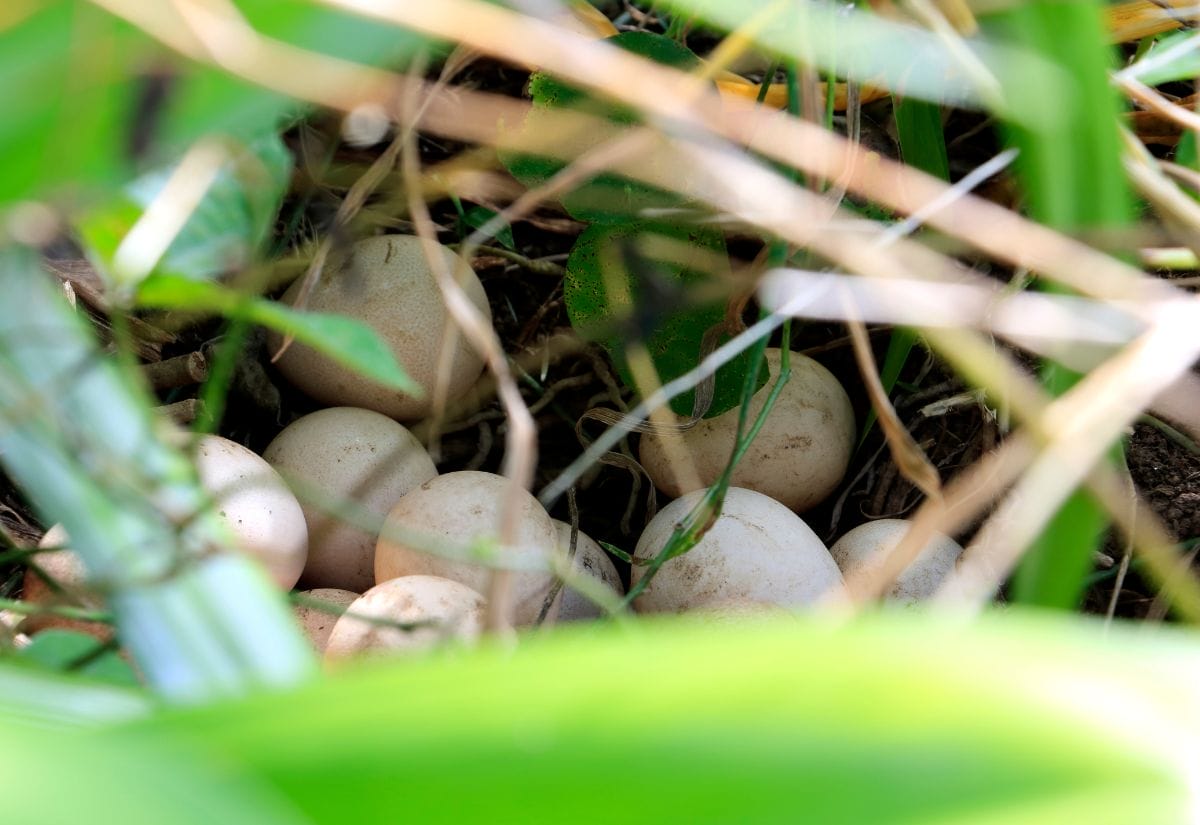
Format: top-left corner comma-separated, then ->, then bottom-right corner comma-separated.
1,0 -> 1200,821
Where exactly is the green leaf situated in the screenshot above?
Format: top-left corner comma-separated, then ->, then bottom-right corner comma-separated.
1129,30 -> 1200,86
0,0 -> 429,209
985,2 -> 1134,609
17,629 -> 140,688
106,613 -> 1196,824
136,275 -> 420,395
0,2 -> 143,206
504,31 -> 702,224
78,132 -> 293,286
460,205 -> 515,250
564,222 -> 762,417
0,714 -> 306,825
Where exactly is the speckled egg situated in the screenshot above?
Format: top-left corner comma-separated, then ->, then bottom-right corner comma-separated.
829,518 -> 964,605
374,471 -> 558,626
551,520 -> 623,622
263,407 -> 437,592
269,234 -> 491,421
324,575 -> 484,661
293,588 -> 359,654
639,349 -> 855,512
194,435 -> 308,590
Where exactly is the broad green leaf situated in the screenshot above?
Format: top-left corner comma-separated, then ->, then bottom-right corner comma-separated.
137,275 -> 420,395
0,715 -> 305,825
565,222 -> 764,417
0,2 -> 144,206
18,629 -> 139,688
107,613 -> 1197,824
504,31 -> 702,224
79,132 -> 292,286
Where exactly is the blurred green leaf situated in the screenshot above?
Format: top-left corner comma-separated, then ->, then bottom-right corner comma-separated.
102,613 -> 1196,824
18,629 -> 139,688
0,0 -> 429,210
137,275 -> 420,395
0,715 -> 305,825
564,222 -> 761,417
0,2 -> 144,206
78,132 -> 292,285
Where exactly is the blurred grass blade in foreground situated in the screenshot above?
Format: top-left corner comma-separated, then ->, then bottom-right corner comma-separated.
0,246 -> 314,702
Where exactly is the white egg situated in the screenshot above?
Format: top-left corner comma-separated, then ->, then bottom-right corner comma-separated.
829,518 -> 963,605
193,435 -> 308,590
631,487 -> 844,613
324,575 -> 484,661
551,520 -> 623,622
293,588 -> 359,654
264,407 -> 437,593
375,471 -> 558,626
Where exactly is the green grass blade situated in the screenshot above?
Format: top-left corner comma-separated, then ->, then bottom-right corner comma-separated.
893,97 -> 950,180
983,2 -> 1135,610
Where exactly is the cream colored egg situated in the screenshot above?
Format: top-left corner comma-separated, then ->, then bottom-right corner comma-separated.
829,518 -> 963,605
194,435 -> 308,590
264,407 -> 438,592
20,525 -> 110,639
375,471 -> 558,626
324,575 -> 484,661
270,234 -> 491,421
640,349 -> 854,512
631,487 -> 844,613
293,588 -> 359,654
551,520 -> 622,622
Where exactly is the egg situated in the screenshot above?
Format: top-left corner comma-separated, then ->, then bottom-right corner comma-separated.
639,349 -> 855,512
551,520 -> 623,622
193,435 -> 308,590
374,471 -> 559,626
631,487 -> 844,613
263,407 -> 438,592
829,518 -> 964,605
19,525 -> 110,640
293,588 -> 359,654
269,234 -> 491,421
324,575 -> 484,661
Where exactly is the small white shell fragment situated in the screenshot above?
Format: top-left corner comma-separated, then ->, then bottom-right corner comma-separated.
551,520 -> 622,622
324,575 -> 484,661
269,234 -> 491,421
194,435 -> 308,590
264,407 -> 438,593
375,471 -> 559,626
829,518 -> 964,605
640,349 -> 855,512
631,487 -> 844,613
293,588 -> 359,654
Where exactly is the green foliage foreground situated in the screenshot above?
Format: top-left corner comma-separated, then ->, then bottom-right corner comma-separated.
2,612 -> 1197,824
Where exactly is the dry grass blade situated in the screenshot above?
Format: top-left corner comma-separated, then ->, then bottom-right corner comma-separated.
845,313 -> 942,502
